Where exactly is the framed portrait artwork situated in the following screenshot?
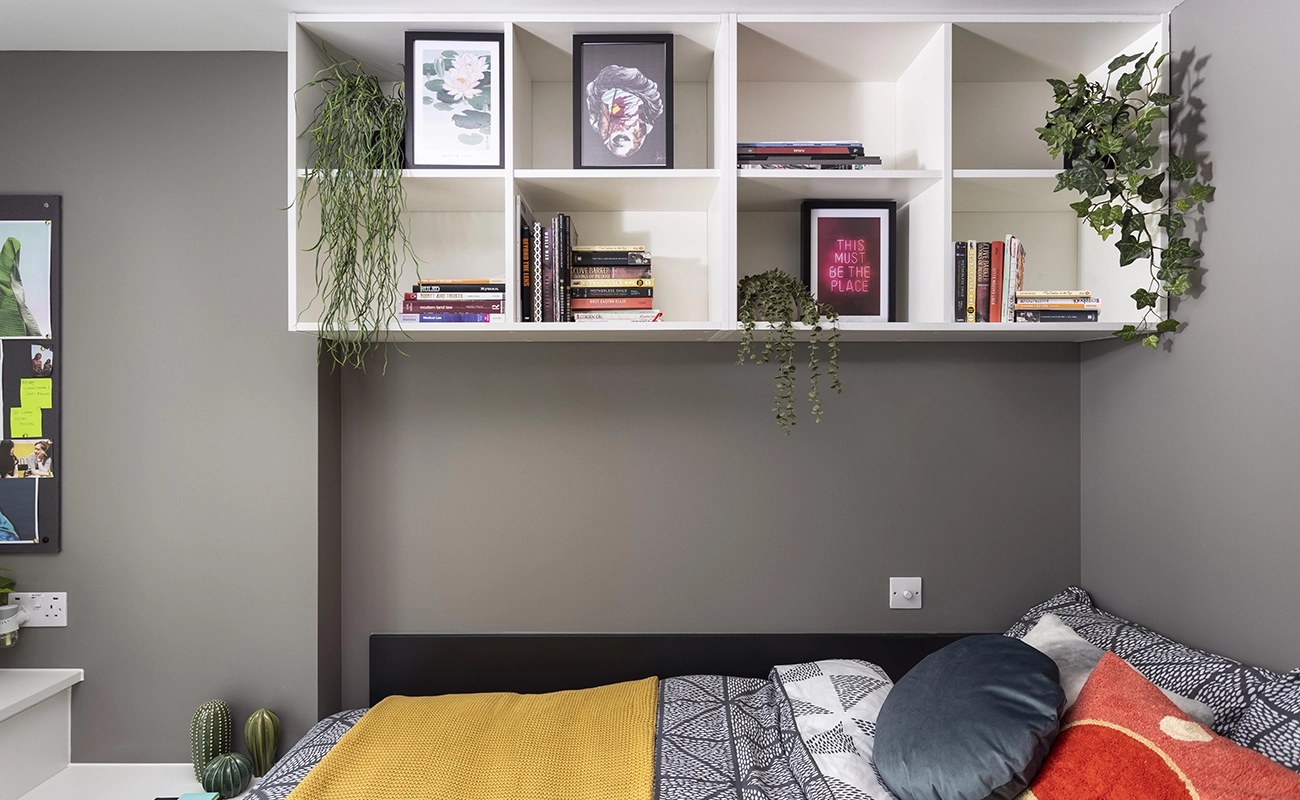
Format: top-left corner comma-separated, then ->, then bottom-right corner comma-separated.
573,34 -> 673,169
405,31 -> 505,169
800,200 -> 897,322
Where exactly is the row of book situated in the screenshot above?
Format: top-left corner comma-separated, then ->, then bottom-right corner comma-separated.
518,197 -> 661,323
737,141 -> 883,171
954,237 -> 1101,323
399,279 -> 506,323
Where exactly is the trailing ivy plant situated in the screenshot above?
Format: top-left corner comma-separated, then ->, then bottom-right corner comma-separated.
297,57 -> 411,369
1037,47 -> 1214,349
737,270 -> 841,434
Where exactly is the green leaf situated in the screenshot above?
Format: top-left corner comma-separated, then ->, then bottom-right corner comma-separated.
435,89 -> 457,104
452,109 -> 492,130
1149,92 -> 1178,106
1154,52 -> 1169,69
425,79 -> 444,92
1168,153 -> 1197,181
1142,334 -> 1160,349
1189,181 -> 1215,201
1047,78 -> 1070,99
1069,198 -> 1094,218
1108,53 -> 1141,72
1176,197 -> 1194,212
1138,174 -> 1165,203
442,50 -> 459,58
1159,212 -> 1185,232
1117,68 -> 1144,97
1067,160 -> 1109,197
1131,288 -> 1160,309
433,102 -> 454,111
1156,318 -> 1180,333
457,133 -> 485,145
467,85 -> 491,111
1122,209 -> 1146,237
422,96 -> 433,105
423,63 -> 437,76
1117,238 -> 1152,266
1167,274 -> 1192,295
1114,324 -> 1140,342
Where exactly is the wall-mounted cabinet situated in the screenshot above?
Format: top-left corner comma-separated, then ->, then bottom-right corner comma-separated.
287,13 -> 1168,342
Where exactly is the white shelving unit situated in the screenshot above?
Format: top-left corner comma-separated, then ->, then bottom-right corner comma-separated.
287,12 -> 1169,343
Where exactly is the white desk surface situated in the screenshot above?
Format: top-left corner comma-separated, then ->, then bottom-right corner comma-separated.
20,763 -> 255,800
0,669 -> 83,724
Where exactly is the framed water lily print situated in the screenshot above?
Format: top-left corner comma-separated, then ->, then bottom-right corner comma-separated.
405,31 -> 505,169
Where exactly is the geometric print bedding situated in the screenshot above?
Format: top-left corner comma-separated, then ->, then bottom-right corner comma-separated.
1006,585 -> 1296,770
242,668 -> 902,800
243,709 -> 365,800
771,660 -> 897,800
1230,671 -> 1300,771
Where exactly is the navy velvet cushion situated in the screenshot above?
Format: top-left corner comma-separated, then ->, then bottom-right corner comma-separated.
874,635 -> 1064,800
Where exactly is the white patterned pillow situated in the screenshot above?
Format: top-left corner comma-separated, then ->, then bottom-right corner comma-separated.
1007,587 -> 1281,736
772,659 -> 898,800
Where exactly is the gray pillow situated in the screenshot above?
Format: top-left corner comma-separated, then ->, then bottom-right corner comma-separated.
1022,613 -> 1216,727
874,635 -> 1063,800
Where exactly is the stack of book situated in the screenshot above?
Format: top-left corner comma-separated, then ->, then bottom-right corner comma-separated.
399,278 -> 505,323
954,237 -> 1100,322
570,246 -> 660,323
737,141 -> 883,170
1013,291 -> 1101,323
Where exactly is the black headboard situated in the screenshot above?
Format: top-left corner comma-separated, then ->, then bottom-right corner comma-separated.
369,632 -> 977,704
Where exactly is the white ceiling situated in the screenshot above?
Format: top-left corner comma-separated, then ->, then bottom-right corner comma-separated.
2,0 -> 1179,53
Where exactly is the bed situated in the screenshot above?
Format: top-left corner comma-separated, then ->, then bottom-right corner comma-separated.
245,632 -> 973,800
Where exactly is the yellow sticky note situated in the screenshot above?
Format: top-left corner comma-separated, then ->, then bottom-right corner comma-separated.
20,378 -> 52,409
10,407 -> 41,438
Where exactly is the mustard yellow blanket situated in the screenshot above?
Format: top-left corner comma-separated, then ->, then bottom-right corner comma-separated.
285,677 -> 658,800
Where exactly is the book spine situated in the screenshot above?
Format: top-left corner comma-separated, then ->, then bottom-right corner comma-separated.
1013,301 -> 1101,309
571,266 -> 654,280
954,242 -> 967,323
399,313 -> 505,323
569,287 -> 652,298
414,284 -> 506,293
520,220 -> 533,323
404,292 -> 505,300
560,214 -> 571,322
1014,309 -> 1099,322
1015,290 -> 1091,298
571,310 -> 664,322
402,301 -> 504,313
532,221 -> 543,323
989,240 -> 1004,323
1015,240 -> 1027,317
1002,235 -> 1015,323
411,278 -> 499,285
965,240 -> 977,323
571,252 -> 652,266
569,297 -> 656,309
975,242 -> 991,323
569,278 -> 653,288
570,245 -> 647,252
541,225 -> 555,322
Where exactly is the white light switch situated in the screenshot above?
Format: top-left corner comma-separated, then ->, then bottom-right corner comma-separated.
8,592 -> 67,627
890,577 -> 922,609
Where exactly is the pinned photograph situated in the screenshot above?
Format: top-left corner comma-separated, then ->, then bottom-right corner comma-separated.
0,472 -> 37,543
574,35 -> 673,169
9,439 -> 52,478
31,345 -> 52,376
0,220 -> 52,338
405,31 -> 505,169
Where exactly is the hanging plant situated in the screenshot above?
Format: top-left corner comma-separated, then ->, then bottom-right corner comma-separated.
737,270 -> 841,434
1037,47 -> 1214,349
297,57 -> 411,369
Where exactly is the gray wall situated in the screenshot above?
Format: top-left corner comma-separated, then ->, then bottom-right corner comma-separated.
1080,0 -> 1300,674
339,342 -> 1083,707
0,52 -> 321,761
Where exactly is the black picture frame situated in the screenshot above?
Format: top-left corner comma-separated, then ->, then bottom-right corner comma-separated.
800,199 -> 897,322
573,34 -> 674,169
405,30 -> 506,170
0,195 -> 62,554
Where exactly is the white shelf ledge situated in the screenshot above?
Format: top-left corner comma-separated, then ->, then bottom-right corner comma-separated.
296,170 -> 506,212
953,169 -> 1081,213
514,170 -> 722,212
738,170 -> 943,212
0,669 -> 83,725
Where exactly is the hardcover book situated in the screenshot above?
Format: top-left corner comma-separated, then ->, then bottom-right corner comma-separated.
1014,309 -> 1099,322
954,241 -> 967,323
571,265 -> 653,280
518,195 -> 536,322
569,297 -> 654,309
975,241 -> 992,323
989,239 -> 1004,323
965,240 -> 976,323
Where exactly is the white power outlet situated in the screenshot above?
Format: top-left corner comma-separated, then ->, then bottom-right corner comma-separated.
889,577 -> 922,609
8,592 -> 67,627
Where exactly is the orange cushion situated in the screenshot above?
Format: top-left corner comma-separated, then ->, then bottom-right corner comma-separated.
1023,652 -> 1300,800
